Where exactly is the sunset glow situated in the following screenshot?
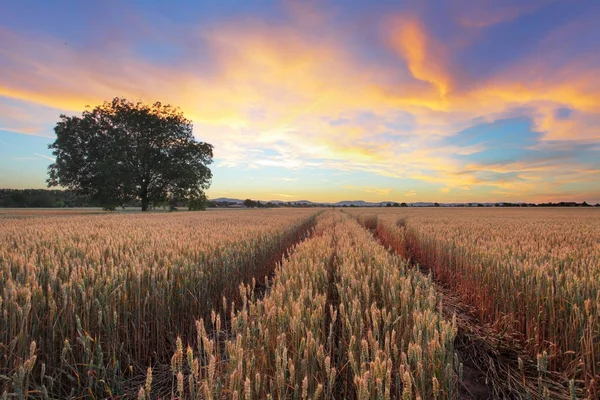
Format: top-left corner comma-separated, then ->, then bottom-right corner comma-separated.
1,0 -> 599,203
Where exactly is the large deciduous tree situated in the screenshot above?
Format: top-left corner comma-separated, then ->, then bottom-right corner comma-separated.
47,98 -> 213,211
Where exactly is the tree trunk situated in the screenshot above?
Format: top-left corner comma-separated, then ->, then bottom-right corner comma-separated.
141,196 -> 150,212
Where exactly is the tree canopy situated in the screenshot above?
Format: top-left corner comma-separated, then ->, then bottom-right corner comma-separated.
48,98 -> 213,211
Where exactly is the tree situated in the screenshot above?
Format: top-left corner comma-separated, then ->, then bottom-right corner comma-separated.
29,193 -> 56,208
9,192 -> 28,207
244,199 -> 257,208
188,192 -> 208,211
47,98 -> 213,211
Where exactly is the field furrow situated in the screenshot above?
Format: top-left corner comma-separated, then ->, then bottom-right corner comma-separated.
157,210 -> 457,399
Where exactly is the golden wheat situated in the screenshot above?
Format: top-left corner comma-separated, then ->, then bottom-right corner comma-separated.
348,207 -> 600,397
164,210 -> 457,399
0,209 -> 318,397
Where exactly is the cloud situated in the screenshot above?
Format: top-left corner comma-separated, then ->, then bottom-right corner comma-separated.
0,97 -> 59,137
361,186 -> 392,196
456,1 -> 546,28
342,185 -> 392,197
12,153 -> 55,162
271,193 -> 293,198
33,153 -> 55,161
0,1 -> 599,201
270,177 -> 297,182
405,189 -> 417,197
386,15 -> 454,96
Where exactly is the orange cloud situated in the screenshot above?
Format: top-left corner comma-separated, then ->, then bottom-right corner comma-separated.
362,186 -> 393,196
1,6 -> 599,200
0,98 -> 59,136
387,16 -> 454,97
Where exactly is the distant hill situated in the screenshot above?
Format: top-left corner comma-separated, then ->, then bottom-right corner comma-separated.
211,198 -> 399,207
334,200 -> 379,207
211,198 -> 318,205
211,197 -> 244,204
410,202 -> 435,207
208,197 -> 596,208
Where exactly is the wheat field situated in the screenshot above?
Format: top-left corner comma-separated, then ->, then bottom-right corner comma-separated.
1,208 -> 598,399
347,207 -> 600,398
1,209 -> 317,398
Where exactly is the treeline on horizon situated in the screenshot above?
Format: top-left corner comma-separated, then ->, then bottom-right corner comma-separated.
0,189 -> 99,208
1,188 -> 599,209
0,189 -> 159,209
0,189 -> 197,209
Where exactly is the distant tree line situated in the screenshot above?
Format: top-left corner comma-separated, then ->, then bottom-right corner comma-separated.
446,202 -> 597,208
3,190 -> 599,209
0,189 -> 204,210
223,200 -> 600,209
240,199 -> 325,208
0,189 -> 96,208
532,201 -> 596,207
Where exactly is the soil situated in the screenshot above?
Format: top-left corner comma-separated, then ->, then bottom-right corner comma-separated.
459,362 -> 493,399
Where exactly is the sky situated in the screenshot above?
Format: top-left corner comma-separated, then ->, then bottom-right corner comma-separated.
1,0 -> 599,203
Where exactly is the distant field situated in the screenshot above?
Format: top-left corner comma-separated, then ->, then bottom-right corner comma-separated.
1,208 -> 598,398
